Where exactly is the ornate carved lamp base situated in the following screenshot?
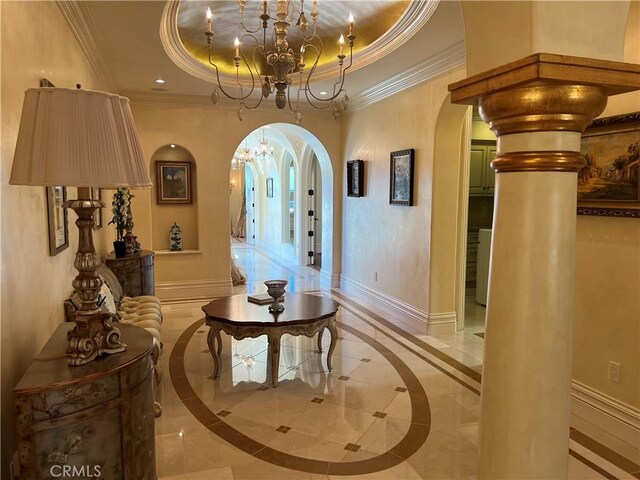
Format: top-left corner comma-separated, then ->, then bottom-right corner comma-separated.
65,190 -> 128,366
67,312 -> 127,366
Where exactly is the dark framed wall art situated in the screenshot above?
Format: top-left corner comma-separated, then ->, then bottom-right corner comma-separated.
389,149 -> 415,206
46,186 -> 69,256
577,112 -> 640,218
156,161 -> 193,204
347,160 -> 364,197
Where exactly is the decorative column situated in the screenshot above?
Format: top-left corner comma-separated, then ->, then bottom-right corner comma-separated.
449,54 -> 639,479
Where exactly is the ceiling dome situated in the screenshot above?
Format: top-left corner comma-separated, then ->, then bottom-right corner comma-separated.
161,0 -> 439,87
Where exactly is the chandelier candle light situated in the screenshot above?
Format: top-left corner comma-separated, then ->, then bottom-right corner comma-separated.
205,0 -> 355,123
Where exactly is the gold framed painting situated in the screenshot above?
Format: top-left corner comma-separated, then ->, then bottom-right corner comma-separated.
156,161 -> 193,204
46,186 -> 69,256
577,112 -> 640,218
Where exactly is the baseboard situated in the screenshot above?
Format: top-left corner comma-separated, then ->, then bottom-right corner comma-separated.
321,269 -> 341,288
155,279 -> 232,302
571,380 -> 640,449
424,312 -> 457,335
340,275 -> 430,332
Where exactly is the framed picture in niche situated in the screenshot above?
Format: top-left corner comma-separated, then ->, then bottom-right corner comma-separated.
266,177 -> 274,198
156,161 -> 192,204
91,187 -> 103,229
46,186 -> 69,256
389,149 -> 415,206
347,160 -> 364,197
577,112 -> 640,218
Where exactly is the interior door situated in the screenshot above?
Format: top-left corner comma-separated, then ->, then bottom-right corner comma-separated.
245,168 -> 255,245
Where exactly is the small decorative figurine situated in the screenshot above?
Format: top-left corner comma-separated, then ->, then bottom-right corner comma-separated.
170,223 -> 182,251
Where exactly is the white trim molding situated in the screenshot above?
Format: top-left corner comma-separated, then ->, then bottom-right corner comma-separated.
571,380 -> 640,449
425,312 -> 457,335
321,270 -> 341,289
155,279 -> 232,302
341,275 -> 428,332
350,41 -> 467,112
55,1 -> 117,92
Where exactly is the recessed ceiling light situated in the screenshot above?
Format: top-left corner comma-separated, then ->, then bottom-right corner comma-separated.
155,78 -> 166,84
319,91 -> 328,95
170,144 -> 176,148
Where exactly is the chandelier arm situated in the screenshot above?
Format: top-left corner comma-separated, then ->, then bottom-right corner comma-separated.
302,44 -> 342,107
239,7 -> 264,34
208,46 -> 255,102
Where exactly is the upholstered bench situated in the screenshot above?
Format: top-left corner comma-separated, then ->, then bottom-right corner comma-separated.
65,264 -> 164,416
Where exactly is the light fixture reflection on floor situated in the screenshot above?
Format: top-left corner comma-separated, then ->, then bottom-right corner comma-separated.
205,0 -> 355,124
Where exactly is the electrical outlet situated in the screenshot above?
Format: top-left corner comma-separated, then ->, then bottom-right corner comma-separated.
608,361 -> 620,383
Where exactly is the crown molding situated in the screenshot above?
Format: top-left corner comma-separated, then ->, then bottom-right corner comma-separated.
160,0 -> 439,87
123,90 -> 332,118
55,1 -> 118,92
349,41 -> 467,112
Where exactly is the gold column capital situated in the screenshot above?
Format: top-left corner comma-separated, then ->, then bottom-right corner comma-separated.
448,53 -> 640,172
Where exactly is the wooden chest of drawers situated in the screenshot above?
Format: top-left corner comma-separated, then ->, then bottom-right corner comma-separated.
105,250 -> 155,297
14,324 -> 156,480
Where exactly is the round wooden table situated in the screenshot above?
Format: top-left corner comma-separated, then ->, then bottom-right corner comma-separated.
202,293 -> 340,387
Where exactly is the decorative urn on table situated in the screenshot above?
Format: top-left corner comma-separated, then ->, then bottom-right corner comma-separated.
170,223 -> 182,251
264,280 -> 288,313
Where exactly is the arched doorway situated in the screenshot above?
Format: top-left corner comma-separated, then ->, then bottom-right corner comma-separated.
227,124 -> 335,282
431,95 -> 472,332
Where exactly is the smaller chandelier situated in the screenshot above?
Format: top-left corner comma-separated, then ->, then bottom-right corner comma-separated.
254,129 -> 274,159
205,0 -> 355,124
232,139 -> 255,171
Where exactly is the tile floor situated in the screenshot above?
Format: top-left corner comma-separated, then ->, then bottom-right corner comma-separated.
156,243 -> 639,479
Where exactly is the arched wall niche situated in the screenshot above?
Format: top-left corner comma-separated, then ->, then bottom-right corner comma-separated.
150,144 -> 199,251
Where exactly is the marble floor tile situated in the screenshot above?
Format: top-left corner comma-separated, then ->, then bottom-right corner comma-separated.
155,242 -> 632,480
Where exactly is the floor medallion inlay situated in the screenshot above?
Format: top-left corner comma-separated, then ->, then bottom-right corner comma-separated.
169,317 -> 432,475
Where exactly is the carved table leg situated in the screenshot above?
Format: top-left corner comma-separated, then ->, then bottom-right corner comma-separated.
207,326 -> 221,378
215,330 -> 222,356
268,334 -> 281,387
317,326 -> 325,353
326,317 -> 338,372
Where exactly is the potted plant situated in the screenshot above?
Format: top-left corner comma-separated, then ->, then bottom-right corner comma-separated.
109,187 -> 131,257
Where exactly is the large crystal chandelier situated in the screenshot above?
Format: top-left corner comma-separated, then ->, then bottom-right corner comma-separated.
205,0 -> 356,123
231,139 -> 255,170
254,129 -> 274,158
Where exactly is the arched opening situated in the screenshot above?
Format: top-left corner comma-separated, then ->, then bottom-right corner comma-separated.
227,123 -> 335,285
431,95 -> 472,333
150,144 -> 198,252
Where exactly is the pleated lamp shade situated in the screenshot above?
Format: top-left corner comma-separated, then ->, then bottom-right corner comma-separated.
10,87 -> 152,188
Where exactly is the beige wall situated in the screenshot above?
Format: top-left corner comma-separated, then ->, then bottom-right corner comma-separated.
461,1 -> 630,75
572,0 -> 640,408
0,1 -> 109,474
341,68 -> 466,313
129,103 -> 342,288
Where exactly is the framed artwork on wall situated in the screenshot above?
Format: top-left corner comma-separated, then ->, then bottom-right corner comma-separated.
347,160 -> 364,197
389,149 -> 415,206
91,187 -> 103,229
577,112 -> 640,218
156,161 -> 193,204
266,177 -> 274,198
46,186 -> 69,256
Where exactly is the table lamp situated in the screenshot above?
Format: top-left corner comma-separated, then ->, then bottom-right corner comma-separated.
10,86 -> 152,366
